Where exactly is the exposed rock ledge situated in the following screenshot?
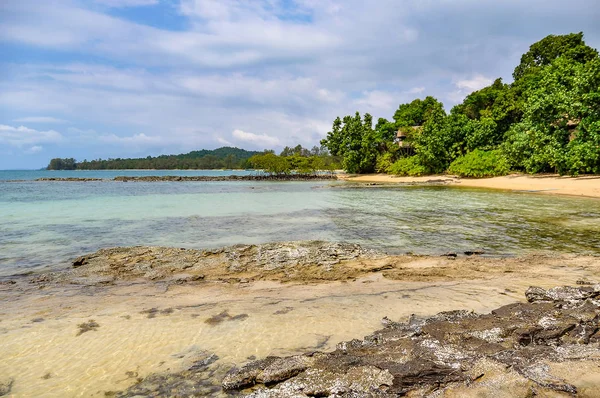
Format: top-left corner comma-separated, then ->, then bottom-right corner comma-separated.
34,174 -> 337,182
222,285 -> 600,397
26,241 -> 599,287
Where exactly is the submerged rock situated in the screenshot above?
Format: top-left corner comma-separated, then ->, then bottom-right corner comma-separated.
112,351 -> 222,397
0,378 -> 14,396
223,285 -> 600,397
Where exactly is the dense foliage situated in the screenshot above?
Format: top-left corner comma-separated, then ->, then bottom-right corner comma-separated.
48,147 -> 261,170
447,150 -> 509,178
249,148 -> 339,175
320,32 -> 600,177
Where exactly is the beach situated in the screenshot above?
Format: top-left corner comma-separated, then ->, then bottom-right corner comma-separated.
342,174 -> 600,198
1,242 -> 600,396
1,173 -> 600,396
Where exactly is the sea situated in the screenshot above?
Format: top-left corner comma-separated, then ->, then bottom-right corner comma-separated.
1,169 -> 599,277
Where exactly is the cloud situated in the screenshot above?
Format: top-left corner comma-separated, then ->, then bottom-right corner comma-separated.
455,75 -> 494,92
24,145 -> 43,154
0,124 -> 63,147
13,116 -> 66,124
448,74 -> 495,104
93,0 -> 159,7
1,0 -> 599,166
232,129 -> 280,147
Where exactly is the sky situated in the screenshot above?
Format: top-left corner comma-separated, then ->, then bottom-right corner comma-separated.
1,0 -> 599,169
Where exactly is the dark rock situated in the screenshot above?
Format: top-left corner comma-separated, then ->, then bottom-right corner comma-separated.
224,285 -> 600,397
114,351 -> 221,397
464,249 -> 485,255
0,378 -> 14,396
222,357 -> 280,390
525,285 -> 600,303
72,255 -> 91,267
113,174 -> 337,182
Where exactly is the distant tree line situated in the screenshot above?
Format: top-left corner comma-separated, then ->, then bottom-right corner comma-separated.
47,147 -> 261,170
46,145 -> 341,172
320,33 -> 600,177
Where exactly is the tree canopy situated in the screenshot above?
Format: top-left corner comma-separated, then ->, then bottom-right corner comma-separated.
320,32 -> 600,177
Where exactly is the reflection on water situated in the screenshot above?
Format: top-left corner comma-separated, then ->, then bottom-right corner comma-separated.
1,180 -> 600,275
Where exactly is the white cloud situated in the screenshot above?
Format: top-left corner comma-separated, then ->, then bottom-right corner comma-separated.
455,75 -> 494,92
24,145 -> 43,154
407,87 -> 425,94
0,125 -> 63,147
232,129 -> 280,147
13,116 -> 66,124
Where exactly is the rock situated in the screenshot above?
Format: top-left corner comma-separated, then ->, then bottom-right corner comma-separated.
464,249 -> 485,255
260,355 -> 314,383
224,285 -> 600,397
525,285 -> 600,303
47,241 -> 384,284
222,357 -> 280,390
72,255 -> 91,267
114,351 -> 221,397
113,174 -> 337,182
0,378 -> 14,396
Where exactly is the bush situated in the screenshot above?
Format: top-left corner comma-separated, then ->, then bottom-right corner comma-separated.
447,149 -> 509,178
389,157 -> 428,176
375,153 -> 395,173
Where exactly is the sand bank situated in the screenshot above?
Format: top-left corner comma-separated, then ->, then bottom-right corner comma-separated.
2,242 -> 600,396
342,173 -> 600,198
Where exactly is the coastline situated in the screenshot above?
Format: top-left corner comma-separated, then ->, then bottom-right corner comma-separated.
341,173 -> 600,198
2,241 -> 600,396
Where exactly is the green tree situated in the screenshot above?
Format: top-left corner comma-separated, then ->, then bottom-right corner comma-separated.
513,32 -> 598,81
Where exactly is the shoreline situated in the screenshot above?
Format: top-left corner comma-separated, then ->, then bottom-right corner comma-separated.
2,241 -> 600,396
341,173 -> 600,198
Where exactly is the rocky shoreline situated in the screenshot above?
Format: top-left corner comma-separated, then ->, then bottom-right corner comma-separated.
107,284 -> 600,397
219,285 -> 600,397
4,241 -> 600,397
31,174 -> 337,182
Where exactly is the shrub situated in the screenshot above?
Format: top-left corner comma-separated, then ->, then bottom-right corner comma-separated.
447,149 -> 509,178
375,153 -> 395,173
389,157 -> 428,176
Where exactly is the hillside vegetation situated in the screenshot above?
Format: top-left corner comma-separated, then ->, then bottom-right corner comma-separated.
47,147 -> 261,170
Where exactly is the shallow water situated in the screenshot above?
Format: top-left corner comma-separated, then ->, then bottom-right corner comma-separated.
2,270 -> 592,397
1,170 -> 600,276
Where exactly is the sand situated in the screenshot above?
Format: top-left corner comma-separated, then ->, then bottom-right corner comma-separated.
341,173 -> 600,198
2,248 -> 600,397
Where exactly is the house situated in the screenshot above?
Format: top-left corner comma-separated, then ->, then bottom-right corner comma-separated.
395,126 -> 421,155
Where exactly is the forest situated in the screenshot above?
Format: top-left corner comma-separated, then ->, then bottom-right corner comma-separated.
320,33 -> 600,176
47,147 -> 262,170
47,145 -> 340,174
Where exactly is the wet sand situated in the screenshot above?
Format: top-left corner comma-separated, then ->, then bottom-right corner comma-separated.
341,173 -> 600,198
1,244 -> 600,397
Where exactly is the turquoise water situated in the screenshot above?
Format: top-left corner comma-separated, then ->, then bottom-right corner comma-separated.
0,169 -> 254,181
1,170 -> 599,276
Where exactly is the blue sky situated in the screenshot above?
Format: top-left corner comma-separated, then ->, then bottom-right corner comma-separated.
1,0 -> 599,169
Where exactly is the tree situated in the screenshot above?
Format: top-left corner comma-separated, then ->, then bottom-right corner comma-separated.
513,32 -> 598,81
320,112 -> 379,173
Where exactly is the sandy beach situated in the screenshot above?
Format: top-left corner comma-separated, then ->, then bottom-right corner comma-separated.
341,173 -> 600,198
